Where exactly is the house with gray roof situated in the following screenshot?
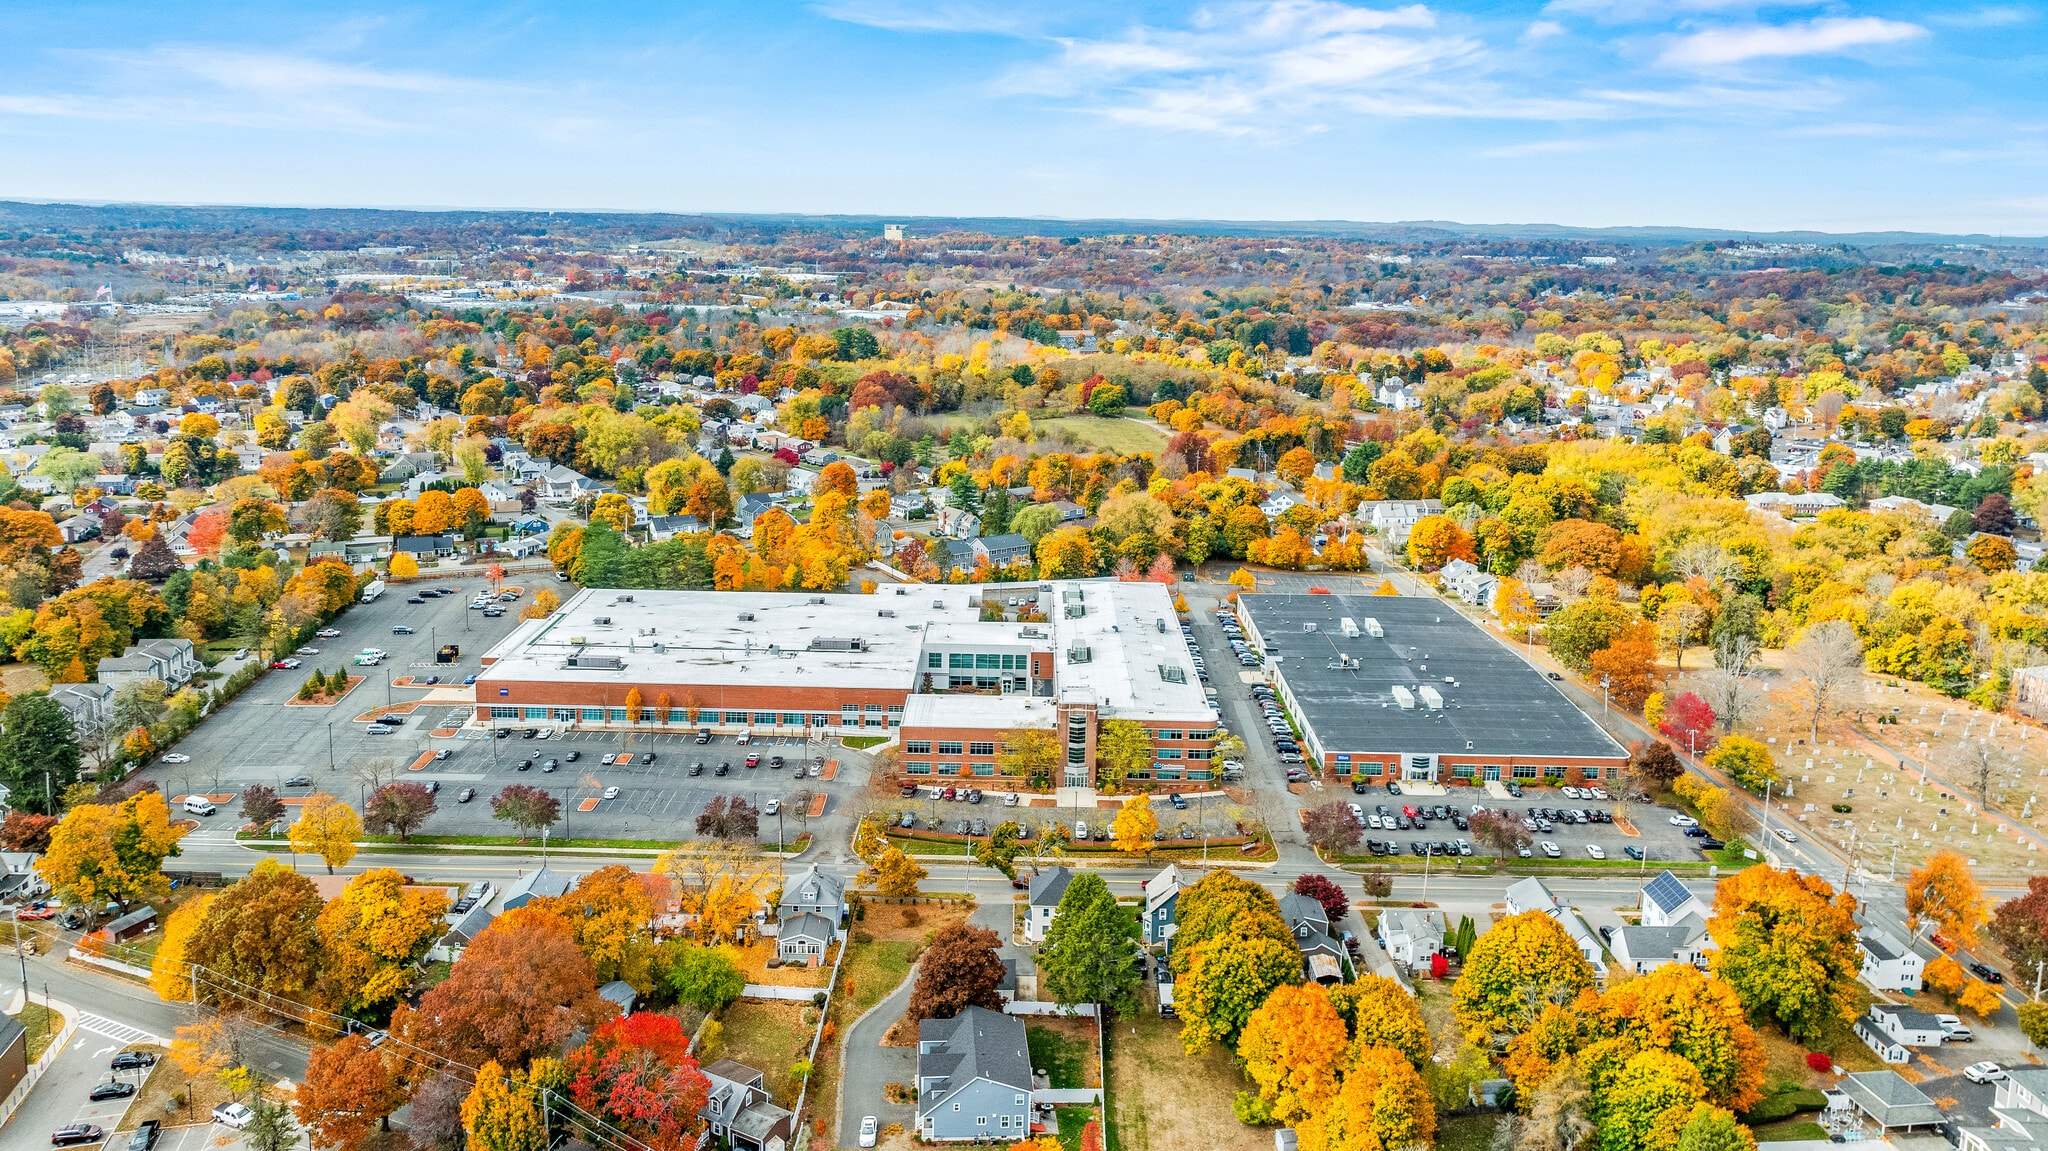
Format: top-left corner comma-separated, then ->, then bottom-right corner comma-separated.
96,637 -> 202,690
426,899 -> 497,962
915,1006 -> 1034,1143
1610,919 -> 1712,975
776,912 -> 835,966
1504,876 -> 1606,977
1026,867 -> 1074,943
48,682 -> 113,734
1868,1003 -> 1947,1048
1859,929 -> 1925,992
1279,893 -> 1345,983
0,852 -> 46,902
778,865 -> 846,924
699,1059 -> 795,1151
502,865 -> 571,909
1142,865 -> 1185,946
1839,1071 -> 1942,1131
970,533 -> 1033,569
1377,908 -> 1444,968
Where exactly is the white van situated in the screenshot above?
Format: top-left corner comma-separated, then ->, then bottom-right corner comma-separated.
182,796 -> 216,816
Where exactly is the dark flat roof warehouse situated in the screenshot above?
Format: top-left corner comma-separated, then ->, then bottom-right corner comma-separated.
1238,594 -> 1627,760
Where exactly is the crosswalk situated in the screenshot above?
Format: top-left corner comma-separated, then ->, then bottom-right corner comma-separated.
76,1011 -> 162,1047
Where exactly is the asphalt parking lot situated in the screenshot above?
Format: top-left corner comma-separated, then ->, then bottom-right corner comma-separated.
132,578 -> 861,843
1331,789 -> 1710,864
883,786 -> 1240,845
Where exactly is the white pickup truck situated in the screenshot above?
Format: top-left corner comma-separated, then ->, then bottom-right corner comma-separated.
354,648 -> 387,666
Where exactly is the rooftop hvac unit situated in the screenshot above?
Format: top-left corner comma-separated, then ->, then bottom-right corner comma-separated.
1363,618 -> 1384,637
1340,617 -> 1360,637
737,612 -> 755,621
615,595 -> 634,603
1156,618 -> 1167,633
1417,685 -> 1445,709
653,643 -> 666,654
896,587 -> 907,596
809,596 -> 827,605
1303,622 -> 1319,633
568,635 -> 585,644
878,609 -> 895,618
1067,646 -> 1092,663
593,616 -> 612,625
807,636 -> 867,652
567,653 -> 623,670
1391,685 -> 1416,710
933,600 -> 946,609
1064,605 -> 1085,619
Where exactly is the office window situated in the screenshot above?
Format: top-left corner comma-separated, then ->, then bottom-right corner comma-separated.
1188,729 -> 1216,741
1513,765 -> 1540,779
969,742 -> 995,756
1360,761 -> 1383,777
1453,764 -> 1475,778
753,712 -> 776,725
1186,748 -> 1212,760
667,709 -> 689,723
865,704 -> 885,713
1157,748 -> 1183,759
609,708 -> 629,721
1156,730 -> 1183,741
950,653 -> 974,669
928,652 -> 943,669
524,707 -> 548,719
908,762 -> 931,774
938,741 -> 964,756
977,653 -> 1001,669
781,713 -> 803,726
906,741 -> 933,755
811,713 -> 831,726
972,763 -> 995,775
1188,768 -> 1213,781
490,706 -> 518,719
938,763 -> 961,775
1156,766 -> 1182,780
842,705 -> 860,716
1544,764 -> 1566,779
887,704 -> 903,715
723,711 -> 747,724
582,707 -> 605,721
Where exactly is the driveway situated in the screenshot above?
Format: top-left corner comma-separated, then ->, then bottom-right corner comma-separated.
837,962 -> 920,1149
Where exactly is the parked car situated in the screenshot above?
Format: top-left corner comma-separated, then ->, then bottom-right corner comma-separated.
52,1125 -> 104,1146
860,1117 -> 879,1148
1964,1062 -> 2006,1084
602,787 -> 620,800
764,800 -> 780,816
457,788 -> 475,803
1968,961 -> 2006,984
565,750 -> 581,762
128,1121 -> 161,1151
89,1081 -> 136,1101
1624,846 -> 1645,860
1669,814 -> 1699,827
213,1102 -> 255,1129
392,625 -> 414,635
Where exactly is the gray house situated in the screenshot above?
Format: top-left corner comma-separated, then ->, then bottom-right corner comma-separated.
777,912 -> 834,966
700,1059 -> 796,1151
1280,893 -> 1345,984
97,637 -> 202,690
1026,867 -> 1074,943
970,534 -> 1033,568
778,866 -> 847,923
502,866 -> 572,910
1143,865 -> 1185,946
1839,1071 -> 1942,1131
915,1006 -> 1034,1143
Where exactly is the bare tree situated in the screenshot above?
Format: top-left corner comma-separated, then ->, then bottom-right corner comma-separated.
1685,667 -> 1764,735
1952,738 -> 2017,810
1714,633 -> 1760,676
1659,601 -> 1710,672
1781,620 -> 1865,744
1519,1064 -> 1594,1151
786,787 -> 817,839
1551,565 -> 1593,605
1471,809 -> 1533,859
348,756 -> 397,795
1671,540 -> 1738,585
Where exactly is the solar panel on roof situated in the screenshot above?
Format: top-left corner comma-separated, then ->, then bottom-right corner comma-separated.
1643,871 -> 1692,914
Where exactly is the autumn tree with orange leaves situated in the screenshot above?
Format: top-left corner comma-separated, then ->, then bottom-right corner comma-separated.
1907,850 -> 1988,951
1707,867 -> 1862,1043
295,1033 -> 409,1150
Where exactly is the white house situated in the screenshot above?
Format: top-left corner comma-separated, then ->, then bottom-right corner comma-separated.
1609,919 -> 1712,975
1639,871 -> 1705,927
1858,929 -> 1925,993
1025,867 -> 1074,943
1867,1003 -> 1946,1048
1376,908 -> 1444,968
1504,877 -> 1606,976
1440,559 -> 1499,609
1358,499 -> 1442,548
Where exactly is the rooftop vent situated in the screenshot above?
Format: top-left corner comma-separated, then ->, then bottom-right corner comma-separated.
807,637 -> 867,652
737,612 -> 755,622
567,653 -> 623,670
593,615 -> 612,625
1303,622 -> 1319,633
1339,617 -> 1359,637
1158,666 -> 1186,684
1064,605 -> 1085,619
809,596 -> 826,605
614,595 -> 634,603
877,609 -> 895,618
1418,685 -> 1445,709
933,600 -> 946,609
1363,618 -> 1384,637
1156,618 -> 1167,633
1391,685 -> 1416,710
896,587 -> 907,596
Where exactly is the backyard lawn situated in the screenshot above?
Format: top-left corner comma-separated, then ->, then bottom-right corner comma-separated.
718,999 -> 812,1105
1027,1017 -> 1100,1090
1106,1001 -> 1267,1151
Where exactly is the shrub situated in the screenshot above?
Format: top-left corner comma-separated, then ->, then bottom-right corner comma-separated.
1806,1052 -> 1833,1072
1744,1088 -> 1829,1123
2019,1001 -> 2048,1048
1831,803 -> 1852,813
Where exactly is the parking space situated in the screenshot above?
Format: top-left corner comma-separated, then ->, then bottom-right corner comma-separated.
881,787 -> 1237,847
1337,786 -> 1707,863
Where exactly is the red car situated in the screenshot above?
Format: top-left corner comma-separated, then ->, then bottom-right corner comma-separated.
745,753 -> 761,768
16,906 -> 56,921
271,660 -> 292,669
1932,931 -> 1957,952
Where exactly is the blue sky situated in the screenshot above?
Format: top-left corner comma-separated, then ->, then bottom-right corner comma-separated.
1,2 -> 2043,234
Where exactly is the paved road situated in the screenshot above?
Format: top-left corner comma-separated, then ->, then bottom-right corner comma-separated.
837,955 -> 920,1147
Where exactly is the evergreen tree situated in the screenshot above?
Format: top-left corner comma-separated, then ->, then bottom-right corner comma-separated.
0,694 -> 80,813
1037,871 -> 1142,1013
981,485 -> 1013,538
715,446 -> 736,476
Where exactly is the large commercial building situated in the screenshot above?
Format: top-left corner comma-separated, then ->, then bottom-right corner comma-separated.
474,579 -> 1220,786
1235,593 -> 1628,783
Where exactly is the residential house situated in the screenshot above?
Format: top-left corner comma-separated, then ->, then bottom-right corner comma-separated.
48,682 -> 113,736
1858,929 -> 1925,993
971,534 -> 1033,569
776,912 -> 835,965
393,534 -> 456,559
502,866 -> 572,909
778,866 -> 848,924
1839,1072 -> 1942,1131
96,638 -> 203,690
1868,495 -> 1958,524
644,514 -> 704,541
0,852 -> 45,902
598,980 -> 639,1014
1440,559 -> 1499,610
914,1006 -> 1034,1143
1609,919 -> 1712,975
1142,865 -> 1185,946
1225,467 -> 1260,483
57,513 -> 101,543
1638,871 -> 1706,927
1025,867 -> 1074,943
1867,1003 -> 1946,1049
1358,499 -> 1443,548
699,1059 -> 797,1151
1259,489 -> 1306,520
541,464 -> 603,503
1376,908 -> 1445,968
1279,893 -> 1345,984
97,906 -> 158,944
426,900 -> 498,962
1503,877 -> 1606,976
1745,491 -> 1846,519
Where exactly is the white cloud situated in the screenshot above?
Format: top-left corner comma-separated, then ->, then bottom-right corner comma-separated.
813,1 -> 1026,34
1521,20 -> 1568,43
1658,16 -> 1926,67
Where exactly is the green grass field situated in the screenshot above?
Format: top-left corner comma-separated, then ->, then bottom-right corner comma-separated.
1035,414 -> 1166,455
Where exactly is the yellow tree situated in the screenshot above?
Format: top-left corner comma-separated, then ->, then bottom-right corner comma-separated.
1452,910 -> 1595,1044
461,1060 -> 549,1151
531,864 -> 660,992
389,552 -> 419,579
624,687 -> 644,723
149,892 -> 214,1001
1298,1044 -> 1435,1151
1237,983 -> 1349,1124
1227,568 -> 1257,593
658,843 -> 774,944
851,816 -> 888,865
1112,799 -> 1159,856
1907,850 -> 1987,950
315,867 -> 451,1014
39,791 -> 185,908
521,589 -> 561,620
290,794 -> 362,874
1095,719 -> 1153,793
997,728 -> 1061,785
876,847 -> 927,897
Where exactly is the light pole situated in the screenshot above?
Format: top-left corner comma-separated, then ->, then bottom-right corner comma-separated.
1601,675 -> 1611,716
326,722 -> 335,771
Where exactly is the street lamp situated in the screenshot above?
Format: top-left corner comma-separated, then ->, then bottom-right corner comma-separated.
1600,675 -> 1611,716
